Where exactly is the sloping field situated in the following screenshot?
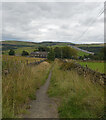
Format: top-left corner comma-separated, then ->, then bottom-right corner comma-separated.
77,50 -> 89,57
75,44 -> 104,53
3,47 -> 36,55
2,41 -> 36,46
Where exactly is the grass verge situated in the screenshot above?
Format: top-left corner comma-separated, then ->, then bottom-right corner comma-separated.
2,55 -> 51,118
48,60 -> 104,118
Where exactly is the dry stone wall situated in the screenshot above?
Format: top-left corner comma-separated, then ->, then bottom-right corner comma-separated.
62,60 -> 105,87
28,59 -> 47,66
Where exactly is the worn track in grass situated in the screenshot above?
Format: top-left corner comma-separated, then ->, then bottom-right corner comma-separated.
23,70 -> 58,118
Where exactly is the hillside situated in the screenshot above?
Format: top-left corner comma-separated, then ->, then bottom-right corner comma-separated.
1,40 -> 104,56
2,41 -> 74,49
2,41 -> 37,51
1,41 -> 75,55
75,43 -> 104,53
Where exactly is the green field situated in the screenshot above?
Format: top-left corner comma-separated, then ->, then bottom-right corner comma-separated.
2,41 -> 36,46
77,50 -> 89,57
79,62 -> 105,73
75,43 -> 104,47
75,44 -> 104,53
3,47 -> 36,55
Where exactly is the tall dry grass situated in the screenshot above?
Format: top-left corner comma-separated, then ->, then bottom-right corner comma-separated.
2,55 -> 51,118
48,60 -> 104,118
3,55 -> 44,64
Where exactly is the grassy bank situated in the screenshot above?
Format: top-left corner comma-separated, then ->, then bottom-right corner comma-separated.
2,55 -> 51,118
48,60 -> 104,118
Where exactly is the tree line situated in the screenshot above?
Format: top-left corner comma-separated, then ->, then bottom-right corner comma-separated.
47,46 -> 77,61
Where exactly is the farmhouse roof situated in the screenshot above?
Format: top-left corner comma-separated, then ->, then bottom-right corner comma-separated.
30,51 -> 48,55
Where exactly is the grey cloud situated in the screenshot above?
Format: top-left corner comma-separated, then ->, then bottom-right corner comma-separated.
2,2 -> 104,43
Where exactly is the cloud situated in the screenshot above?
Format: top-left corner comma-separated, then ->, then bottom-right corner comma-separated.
2,2 -> 104,43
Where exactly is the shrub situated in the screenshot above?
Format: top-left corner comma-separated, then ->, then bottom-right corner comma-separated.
8,49 -> 15,56
21,51 -> 29,56
60,62 -> 77,71
47,49 -> 55,61
54,46 -> 77,59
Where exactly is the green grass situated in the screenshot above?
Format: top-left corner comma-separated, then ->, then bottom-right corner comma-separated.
15,47 -> 36,55
3,47 -> 36,55
76,43 -> 104,47
78,61 -> 105,73
2,41 -> 36,46
48,60 -> 104,118
77,50 -> 89,57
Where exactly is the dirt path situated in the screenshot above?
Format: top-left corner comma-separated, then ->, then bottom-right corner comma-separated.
23,70 -> 58,118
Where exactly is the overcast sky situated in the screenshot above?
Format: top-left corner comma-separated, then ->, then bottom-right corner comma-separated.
2,2 -> 104,44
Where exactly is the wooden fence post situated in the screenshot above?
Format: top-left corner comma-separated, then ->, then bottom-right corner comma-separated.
26,60 -> 28,65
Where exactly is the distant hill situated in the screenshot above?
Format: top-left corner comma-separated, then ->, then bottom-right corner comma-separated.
2,41 -> 37,46
1,40 -> 104,55
1,41 -> 74,51
75,44 -> 104,54
1,41 -> 74,55
2,41 -> 37,51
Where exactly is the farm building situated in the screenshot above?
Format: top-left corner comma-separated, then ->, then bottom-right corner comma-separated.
30,51 -> 48,58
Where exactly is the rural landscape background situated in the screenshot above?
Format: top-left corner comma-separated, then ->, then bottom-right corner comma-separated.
1,1 -> 105,119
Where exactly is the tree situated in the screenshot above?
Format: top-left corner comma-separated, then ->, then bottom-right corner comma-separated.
99,47 -> 106,60
86,46 -> 106,60
54,47 -> 61,58
38,46 -> 50,52
34,49 -> 37,52
21,51 -> 29,56
47,49 -> 55,61
54,46 -> 77,59
8,49 -> 15,56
